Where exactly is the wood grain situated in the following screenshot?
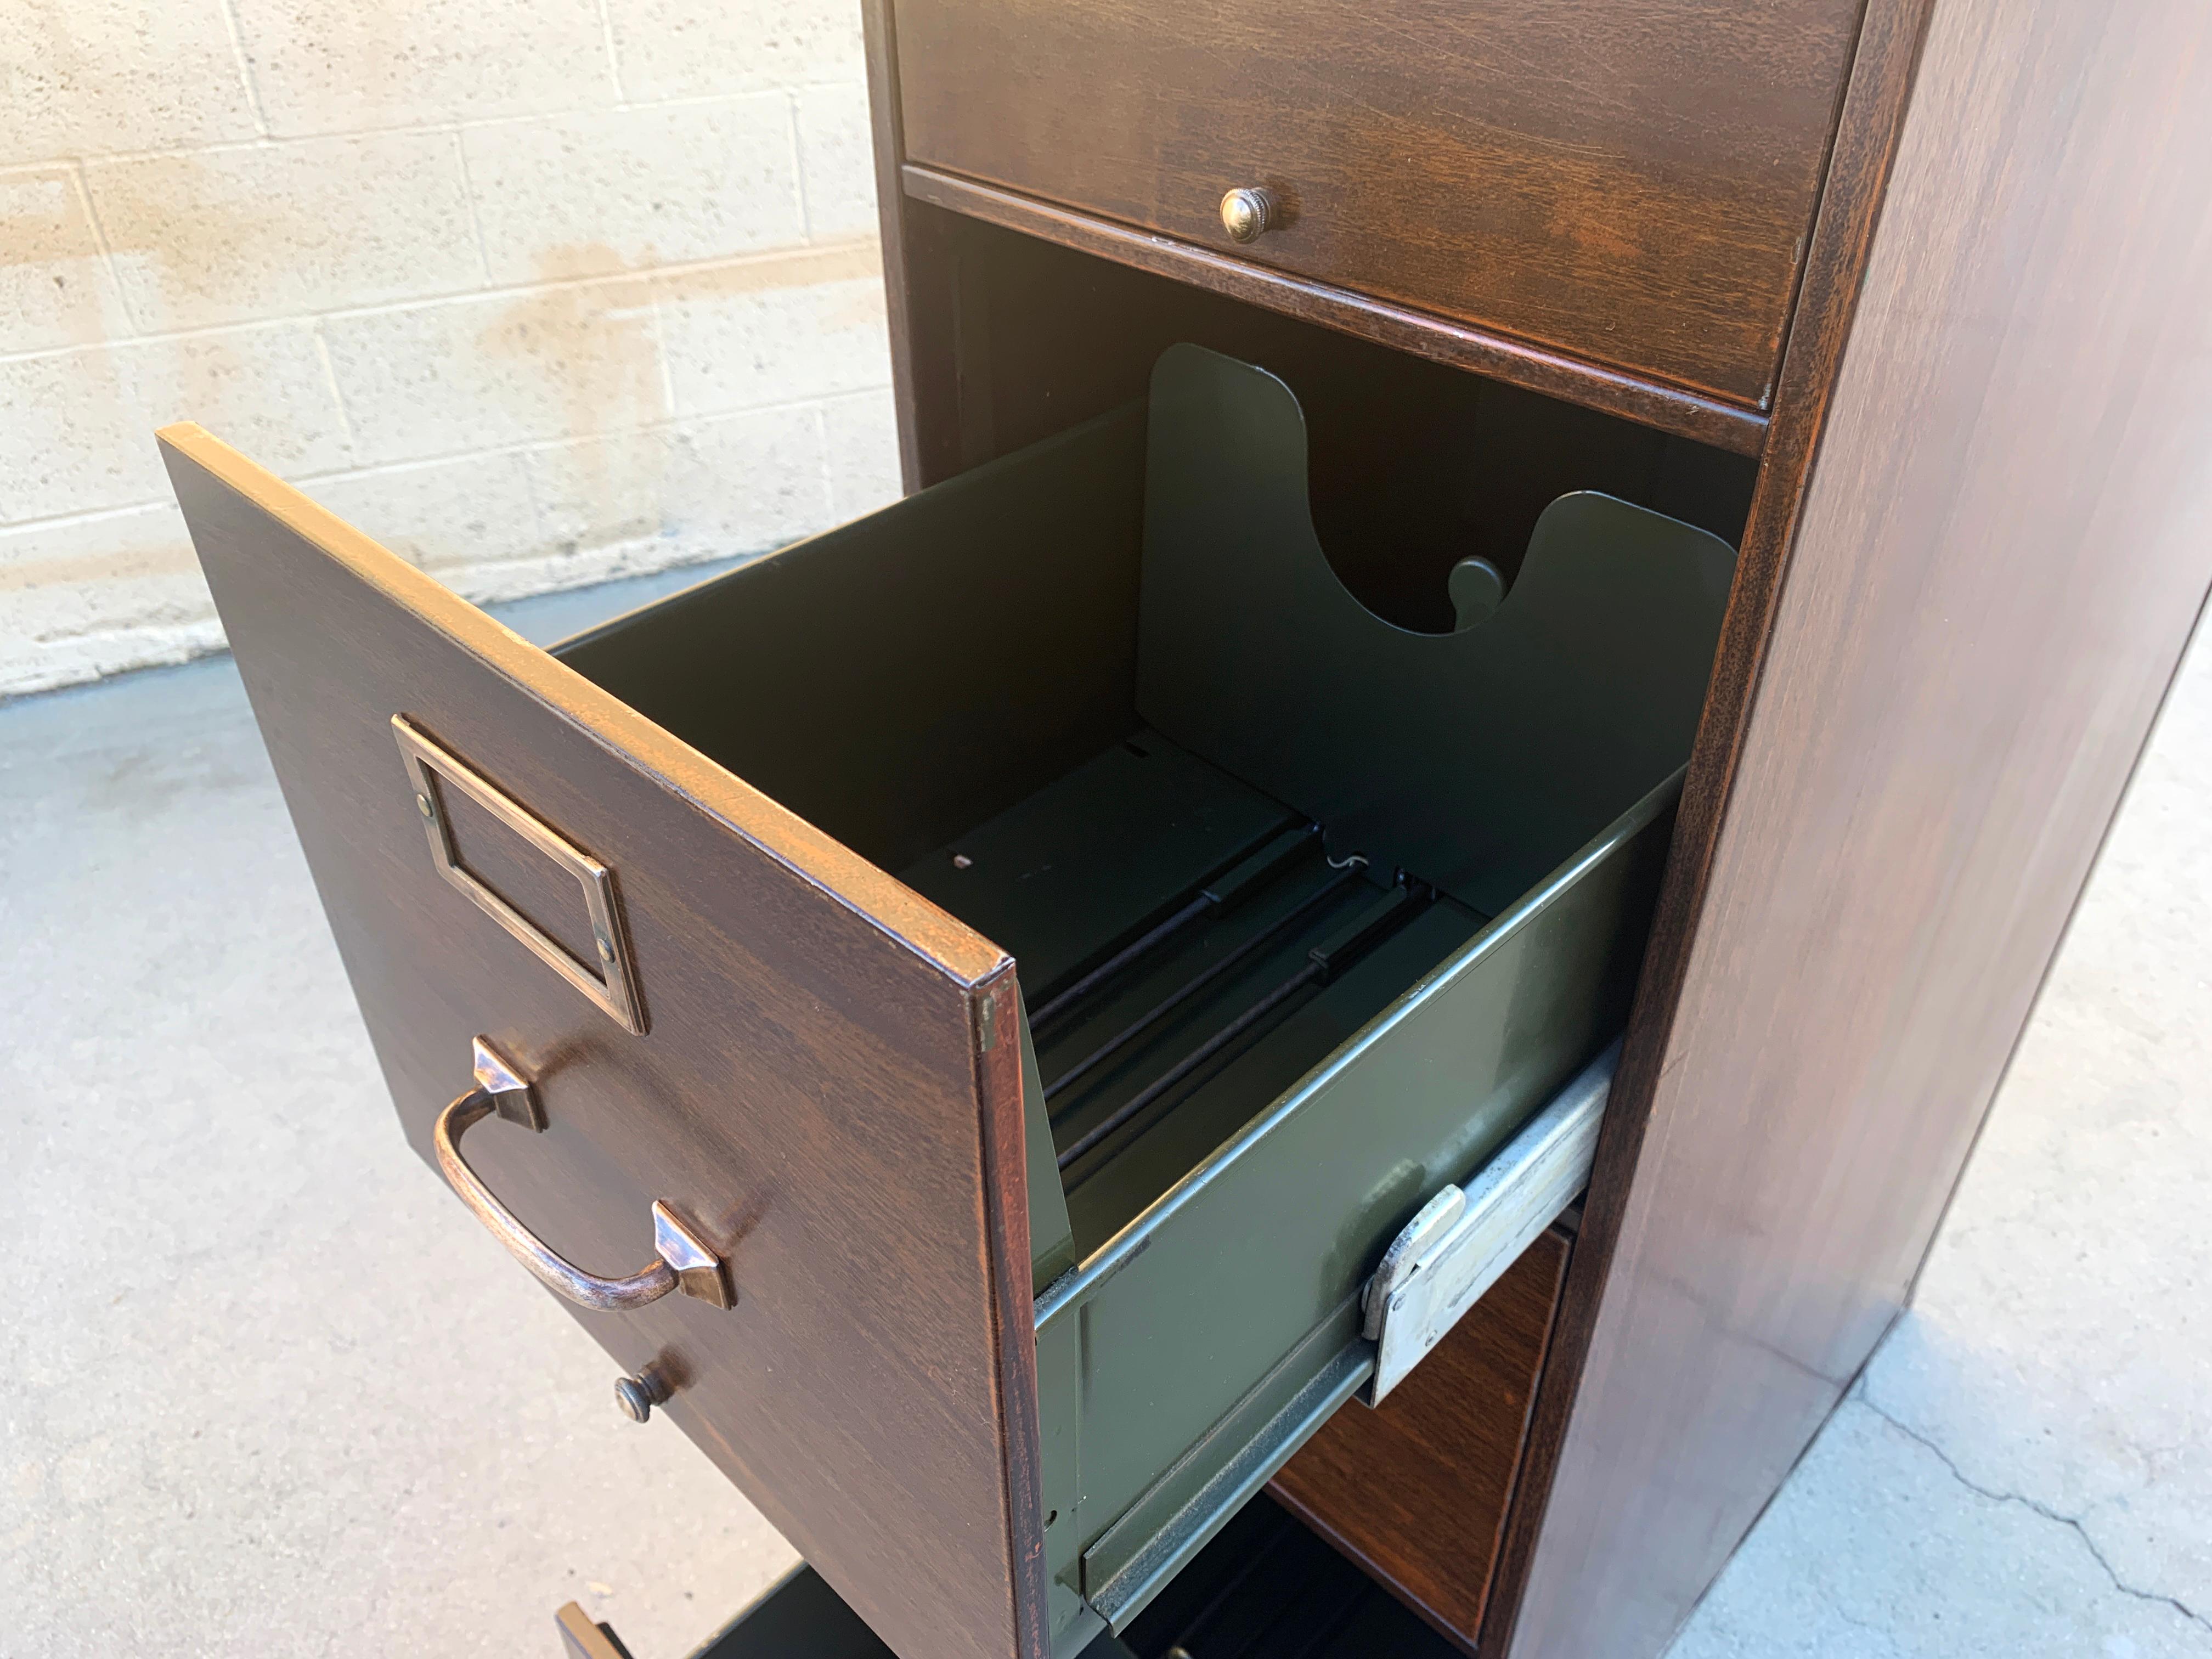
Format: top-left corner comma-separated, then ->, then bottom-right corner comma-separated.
900,166 -> 1769,456
1268,1231 -> 1570,1655
1501,1 -> 2212,1653
1478,0 -> 1940,1648
862,0 -> 961,490
892,0 -> 1864,408
160,426 -> 1045,1659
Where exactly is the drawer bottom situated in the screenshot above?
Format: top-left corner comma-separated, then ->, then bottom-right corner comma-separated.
899,724 -> 1487,1256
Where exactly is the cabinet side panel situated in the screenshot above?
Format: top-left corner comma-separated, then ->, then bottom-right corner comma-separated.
1480,0 -> 1938,1637
1508,3 -> 2212,1655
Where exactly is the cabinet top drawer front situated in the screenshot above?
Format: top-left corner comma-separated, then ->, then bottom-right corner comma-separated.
892,0 -> 1865,406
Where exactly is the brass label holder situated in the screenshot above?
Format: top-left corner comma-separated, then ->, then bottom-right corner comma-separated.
392,715 -> 646,1035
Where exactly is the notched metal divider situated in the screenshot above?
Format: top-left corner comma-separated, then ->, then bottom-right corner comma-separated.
912,345 -> 1743,1650
1137,342 -> 1739,918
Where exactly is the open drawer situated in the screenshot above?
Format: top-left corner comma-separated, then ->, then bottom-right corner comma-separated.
162,346 -> 1733,1659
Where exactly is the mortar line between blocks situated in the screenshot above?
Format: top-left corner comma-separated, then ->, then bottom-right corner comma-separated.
61,87 -> 867,169
813,402 -> 837,516
0,238 -> 884,368
448,129 -> 496,284
649,284 -> 679,417
212,0 -> 273,138
0,387 -> 900,538
283,391 -> 894,482
594,0 -> 629,105
309,323 -> 359,453
787,91 -> 816,241
66,163 -> 144,336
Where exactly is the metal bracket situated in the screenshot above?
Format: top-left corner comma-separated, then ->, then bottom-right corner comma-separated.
1363,1043 -> 1616,1404
472,1034 -> 544,1130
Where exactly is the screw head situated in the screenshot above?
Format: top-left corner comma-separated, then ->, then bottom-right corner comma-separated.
614,1376 -> 655,1423
951,853 -> 973,870
614,1368 -> 671,1423
595,934 -> 617,962
414,792 -> 435,820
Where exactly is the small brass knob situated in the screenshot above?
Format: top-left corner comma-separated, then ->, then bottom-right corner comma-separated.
1220,187 -> 1278,244
614,1368 -> 673,1424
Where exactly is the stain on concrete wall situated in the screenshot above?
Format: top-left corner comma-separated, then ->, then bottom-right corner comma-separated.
0,0 -> 899,696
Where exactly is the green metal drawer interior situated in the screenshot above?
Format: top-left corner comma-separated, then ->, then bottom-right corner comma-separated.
557,343 -> 1737,1653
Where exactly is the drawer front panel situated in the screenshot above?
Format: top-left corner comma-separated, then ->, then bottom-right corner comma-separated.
161,426 -> 1043,1659
893,0 -> 1865,404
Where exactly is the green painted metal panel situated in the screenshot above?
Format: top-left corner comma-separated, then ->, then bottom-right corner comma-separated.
1039,781 -> 1676,1645
901,738 -> 1298,1012
1023,346 -> 1733,1647
557,401 -> 1148,874
1018,990 -> 1077,1294
1138,342 -> 1735,915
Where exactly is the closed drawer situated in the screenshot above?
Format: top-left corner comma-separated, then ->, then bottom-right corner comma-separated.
163,346 -> 1730,1659
893,0 -> 1866,406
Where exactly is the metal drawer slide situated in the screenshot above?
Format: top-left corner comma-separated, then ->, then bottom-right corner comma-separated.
1362,1043 -> 1614,1404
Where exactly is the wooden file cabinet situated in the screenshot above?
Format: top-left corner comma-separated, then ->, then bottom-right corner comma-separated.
166,0 -> 2212,1655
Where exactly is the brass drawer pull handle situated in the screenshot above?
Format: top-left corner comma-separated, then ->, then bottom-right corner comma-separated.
1220,185 -> 1278,243
433,1037 -> 734,1312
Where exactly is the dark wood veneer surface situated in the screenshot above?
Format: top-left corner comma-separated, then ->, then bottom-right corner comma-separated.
899,166 -> 1770,456
1479,0 -> 1939,1649
160,428 -> 1045,1659
862,0 -> 959,492
892,0 -> 1864,408
1269,1230 -> 1570,1654
1502,0 -> 2212,1652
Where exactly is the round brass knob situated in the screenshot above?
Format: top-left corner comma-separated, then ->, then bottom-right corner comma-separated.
614,1368 -> 673,1424
1220,187 -> 1278,244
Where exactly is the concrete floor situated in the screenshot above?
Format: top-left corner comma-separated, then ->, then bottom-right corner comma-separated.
3,568 -> 2207,1658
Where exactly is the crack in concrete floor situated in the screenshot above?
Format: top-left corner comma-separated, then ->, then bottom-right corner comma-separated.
1857,1389 -> 2211,1634
1668,616 -> 2212,1659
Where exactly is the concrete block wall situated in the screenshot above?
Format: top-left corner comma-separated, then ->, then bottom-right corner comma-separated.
1,0 -> 900,696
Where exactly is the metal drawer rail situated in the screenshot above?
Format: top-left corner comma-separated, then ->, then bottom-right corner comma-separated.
1363,1042 -> 1616,1404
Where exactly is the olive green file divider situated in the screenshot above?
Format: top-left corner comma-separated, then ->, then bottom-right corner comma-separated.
1137,342 -> 1737,916
555,342 -> 1741,1657
1037,348 -> 1739,1647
